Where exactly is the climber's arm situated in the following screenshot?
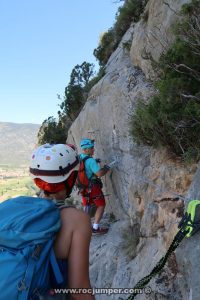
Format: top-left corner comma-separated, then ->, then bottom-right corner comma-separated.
54,208 -> 94,300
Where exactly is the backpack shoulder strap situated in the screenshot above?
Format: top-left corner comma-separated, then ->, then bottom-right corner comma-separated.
65,170 -> 78,197
49,248 -> 64,285
81,156 -> 91,163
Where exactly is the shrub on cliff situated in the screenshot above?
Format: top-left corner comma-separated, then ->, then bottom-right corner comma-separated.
37,116 -> 67,145
37,61 -> 102,144
59,62 -> 95,121
94,0 -> 148,66
130,0 -> 200,162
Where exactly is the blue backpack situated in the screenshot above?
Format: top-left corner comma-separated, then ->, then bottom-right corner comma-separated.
0,196 -> 64,300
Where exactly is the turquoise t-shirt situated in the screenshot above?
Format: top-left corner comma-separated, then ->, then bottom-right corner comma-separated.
79,154 -> 100,180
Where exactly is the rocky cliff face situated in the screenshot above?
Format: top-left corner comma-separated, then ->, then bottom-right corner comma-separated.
67,0 -> 199,299
130,0 -> 190,79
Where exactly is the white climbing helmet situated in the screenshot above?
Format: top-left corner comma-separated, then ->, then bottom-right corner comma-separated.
30,143 -> 79,183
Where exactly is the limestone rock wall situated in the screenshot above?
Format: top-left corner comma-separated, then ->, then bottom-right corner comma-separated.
67,0 -> 199,299
130,0 -> 190,79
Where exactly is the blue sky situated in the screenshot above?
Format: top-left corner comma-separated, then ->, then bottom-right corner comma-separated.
0,0 -> 121,124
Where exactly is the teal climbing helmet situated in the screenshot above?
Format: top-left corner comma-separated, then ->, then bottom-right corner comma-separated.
80,138 -> 95,149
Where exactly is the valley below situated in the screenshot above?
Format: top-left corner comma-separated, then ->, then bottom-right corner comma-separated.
0,121 -> 40,202
0,165 -> 38,202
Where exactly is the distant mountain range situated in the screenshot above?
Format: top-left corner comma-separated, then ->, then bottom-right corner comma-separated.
0,122 -> 40,166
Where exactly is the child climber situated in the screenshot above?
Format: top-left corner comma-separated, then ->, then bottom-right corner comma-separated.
79,138 -> 111,235
0,143 -> 95,300
30,143 -> 95,299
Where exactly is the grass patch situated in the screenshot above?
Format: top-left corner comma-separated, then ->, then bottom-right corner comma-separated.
121,223 -> 140,260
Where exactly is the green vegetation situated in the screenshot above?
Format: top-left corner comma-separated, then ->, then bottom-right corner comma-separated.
130,0 -> 200,162
109,212 -> 117,223
38,1 -> 148,144
93,0 -> 148,66
0,165 -> 39,202
60,62 -> 95,120
38,62 -> 103,145
0,176 -> 38,202
121,223 -> 140,260
37,116 -> 67,145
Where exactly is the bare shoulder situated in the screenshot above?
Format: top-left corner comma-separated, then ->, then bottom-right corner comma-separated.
60,207 -> 89,220
60,207 -> 91,231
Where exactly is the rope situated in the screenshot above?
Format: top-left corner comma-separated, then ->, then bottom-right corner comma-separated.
127,227 -> 189,299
